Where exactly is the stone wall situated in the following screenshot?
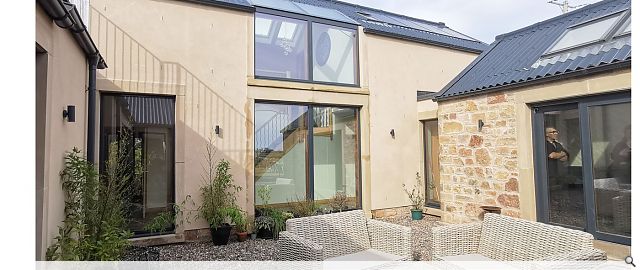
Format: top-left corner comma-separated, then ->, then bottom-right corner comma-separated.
437,92 -> 521,223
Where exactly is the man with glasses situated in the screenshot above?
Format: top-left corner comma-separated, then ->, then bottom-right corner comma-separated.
546,127 -> 569,186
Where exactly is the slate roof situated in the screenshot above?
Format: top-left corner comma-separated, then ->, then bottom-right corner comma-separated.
185,0 -> 488,53
434,0 -> 631,101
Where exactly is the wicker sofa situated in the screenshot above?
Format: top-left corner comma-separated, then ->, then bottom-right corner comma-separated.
432,213 -> 607,261
277,210 -> 411,261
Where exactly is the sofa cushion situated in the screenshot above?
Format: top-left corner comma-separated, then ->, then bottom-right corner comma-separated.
440,254 -> 493,261
326,249 -> 403,261
286,210 -> 371,259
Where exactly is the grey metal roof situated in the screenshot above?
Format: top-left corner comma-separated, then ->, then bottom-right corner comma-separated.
435,0 -> 631,101
417,91 -> 438,101
289,0 -> 487,53
182,0 -> 254,11
188,0 -> 488,53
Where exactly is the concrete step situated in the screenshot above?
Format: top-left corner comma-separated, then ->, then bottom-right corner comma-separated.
593,239 -> 630,261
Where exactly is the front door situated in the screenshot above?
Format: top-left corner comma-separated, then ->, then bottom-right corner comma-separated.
533,92 -> 631,245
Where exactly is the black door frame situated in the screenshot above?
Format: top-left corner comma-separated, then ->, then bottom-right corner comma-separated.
532,91 -> 631,245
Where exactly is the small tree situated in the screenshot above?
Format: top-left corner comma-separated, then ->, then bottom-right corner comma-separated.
402,172 -> 425,211
197,136 -> 242,229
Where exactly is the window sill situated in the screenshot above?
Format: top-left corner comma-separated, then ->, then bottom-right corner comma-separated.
248,78 -> 369,95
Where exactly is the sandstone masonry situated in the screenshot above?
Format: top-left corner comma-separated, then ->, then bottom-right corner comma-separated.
438,92 -> 520,223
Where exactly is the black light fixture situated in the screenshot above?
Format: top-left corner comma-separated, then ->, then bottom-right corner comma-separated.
215,125 -> 221,135
63,105 -> 76,122
478,119 -> 485,131
390,129 -> 395,139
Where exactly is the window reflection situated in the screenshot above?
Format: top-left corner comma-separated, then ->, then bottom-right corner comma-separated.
100,95 -> 175,236
589,102 -> 631,237
255,13 -> 308,80
312,23 -> 357,84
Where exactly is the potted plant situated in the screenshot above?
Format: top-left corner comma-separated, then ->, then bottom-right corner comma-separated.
197,136 -> 242,246
402,172 -> 425,220
233,211 -> 248,242
255,215 -> 274,239
329,191 -> 349,213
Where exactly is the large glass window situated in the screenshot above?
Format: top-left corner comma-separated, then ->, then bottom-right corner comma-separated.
254,102 -> 360,210
100,94 -> 175,236
254,103 -> 308,204
255,13 -> 308,80
312,23 -> 357,85
254,11 -> 359,86
312,107 -> 358,209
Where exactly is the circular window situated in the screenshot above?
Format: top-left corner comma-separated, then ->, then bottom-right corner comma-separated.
315,32 -> 331,66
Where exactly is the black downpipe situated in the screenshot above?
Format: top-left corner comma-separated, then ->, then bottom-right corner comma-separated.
38,0 -> 107,163
87,56 -> 98,164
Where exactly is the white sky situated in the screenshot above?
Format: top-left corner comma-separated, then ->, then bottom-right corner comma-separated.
338,0 -> 599,44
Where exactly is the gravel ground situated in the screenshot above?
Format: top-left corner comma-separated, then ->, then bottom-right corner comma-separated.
122,214 -> 441,261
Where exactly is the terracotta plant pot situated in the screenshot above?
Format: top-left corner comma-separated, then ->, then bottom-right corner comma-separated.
479,206 -> 501,220
236,231 -> 248,242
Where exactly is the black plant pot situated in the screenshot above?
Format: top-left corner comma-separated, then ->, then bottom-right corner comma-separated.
257,228 -> 273,239
210,224 -> 232,245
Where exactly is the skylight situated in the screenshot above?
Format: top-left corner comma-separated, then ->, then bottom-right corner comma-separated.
255,17 -> 272,37
547,13 -> 623,53
615,17 -> 631,36
277,21 -> 298,40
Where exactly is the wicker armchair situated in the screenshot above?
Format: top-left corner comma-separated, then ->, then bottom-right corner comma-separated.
277,210 -> 411,261
432,213 -> 607,261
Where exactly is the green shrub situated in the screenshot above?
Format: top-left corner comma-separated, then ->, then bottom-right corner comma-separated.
196,136 -> 242,229
46,146 -> 133,261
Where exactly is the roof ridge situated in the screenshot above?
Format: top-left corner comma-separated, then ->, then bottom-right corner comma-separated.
495,0 -> 626,41
300,0 -> 483,43
308,0 -> 446,27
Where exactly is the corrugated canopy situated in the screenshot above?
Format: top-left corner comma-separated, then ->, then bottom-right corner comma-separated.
122,95 -> 175,126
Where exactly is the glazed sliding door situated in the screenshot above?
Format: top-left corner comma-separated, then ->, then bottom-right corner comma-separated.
580,97 -> 631,244
533,104 -> 585,230
533,92 -> 631,245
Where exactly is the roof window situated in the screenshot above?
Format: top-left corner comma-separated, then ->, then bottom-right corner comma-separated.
546,11 -> 629,54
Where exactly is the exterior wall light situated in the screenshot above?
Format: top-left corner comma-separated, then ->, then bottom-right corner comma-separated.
215,125 -> 221,136
478,119 -> 485,131
63,105 -> 76,122
390,129 -> 395,139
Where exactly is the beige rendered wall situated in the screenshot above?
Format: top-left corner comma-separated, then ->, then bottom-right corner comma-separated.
36,5 -> 89,260
365,34 -> 478,210
90,0 -> 252,234
89,0 -> 479,236
437,69 -> 631,224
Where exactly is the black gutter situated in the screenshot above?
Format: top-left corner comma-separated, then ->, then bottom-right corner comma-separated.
363,28 -> 486,54
180,0 -> 255,12
37,0 -> 107,163
433,59 -> 631,102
